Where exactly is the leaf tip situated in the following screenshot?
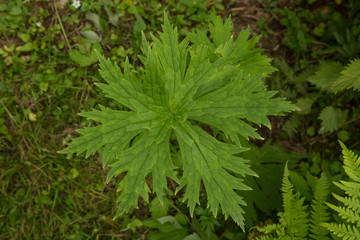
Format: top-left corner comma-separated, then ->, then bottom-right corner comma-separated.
57,148 -> 68,155
338,140 -> 346,149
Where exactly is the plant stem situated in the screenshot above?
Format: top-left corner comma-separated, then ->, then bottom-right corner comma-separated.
53,0 -> 71,50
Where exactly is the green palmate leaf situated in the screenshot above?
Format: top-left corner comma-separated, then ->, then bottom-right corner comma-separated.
59,13 -> 296,229
188,15 -> 277,78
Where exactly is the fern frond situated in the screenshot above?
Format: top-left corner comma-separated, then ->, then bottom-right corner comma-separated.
333,194 -> 360,213
322,142 -> 360,238
256,235 -> 280,240
290,193 -> 309,238
254,224 -> 284,240
281,166 -> 294,219
321,223 -> 360,240
310,173 -> 331,240
281,165 -> 309,239
313,173 -> 331,203
255,235 -> 278,240
340,141 -> 360,183
326,203 -> 360,227
255,223 -> 282,234
333,181 -> 360,198
256,165 -> 309,239
282,113 -> 303,137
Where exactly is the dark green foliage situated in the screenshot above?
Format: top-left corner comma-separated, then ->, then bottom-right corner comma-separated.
279,7 -> 313,55
306,59 -> 359,135
282,113 -> 304,137
239,140 -> 303,226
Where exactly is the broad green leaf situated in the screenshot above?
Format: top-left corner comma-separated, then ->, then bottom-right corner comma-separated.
38,195 -> 53,205
81,30 -> 101,43
307,61 -> 343,92
69,42 -> 102,67
332,59 -> 360,92
86,12 -> 102,31
129,6 -> 146,35
18,42 -> 35,52
150,197 -> 169,219
295,97 -> 314,115
9,6 -> 22,15
17,32 -> 30,42
104,6 -> 120,27
318,106 -> 347,134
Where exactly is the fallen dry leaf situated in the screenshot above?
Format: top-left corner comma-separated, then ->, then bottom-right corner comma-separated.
56,0 -> 68,10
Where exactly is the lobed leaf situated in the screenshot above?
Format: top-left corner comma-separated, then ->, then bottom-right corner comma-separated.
60,13 -> 296,229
